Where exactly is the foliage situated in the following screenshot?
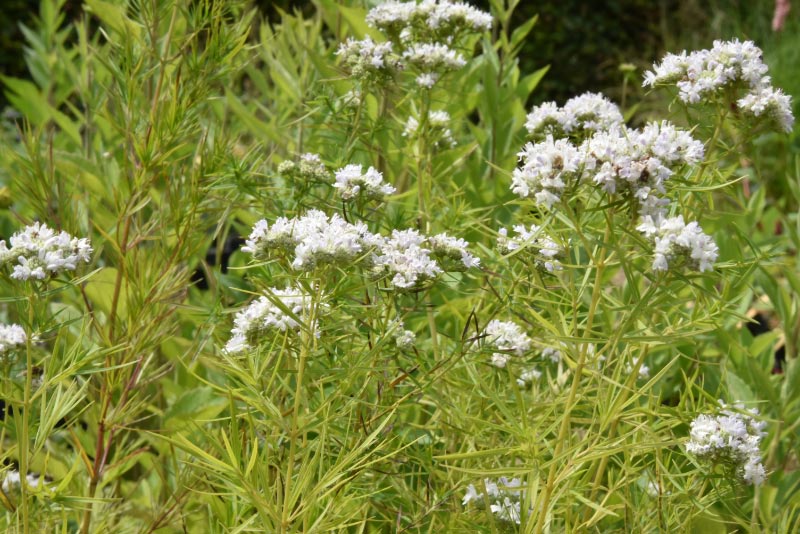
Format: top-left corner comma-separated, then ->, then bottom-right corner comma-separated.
0,1 -> 798,533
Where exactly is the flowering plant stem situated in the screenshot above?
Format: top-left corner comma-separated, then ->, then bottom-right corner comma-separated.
414,90 -> 440,359
534,209 -> 612,533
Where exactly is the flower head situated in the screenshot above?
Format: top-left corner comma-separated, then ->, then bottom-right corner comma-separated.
511,136 -> 585,208
333,164 -> 396,201
278,153 -> 331,183
336,36 -> 402,83
0,323 -> 27,360
403,110 -> 456,148
463,477 -> 525,524
224,287 -> 322,354
484,319 -> 532,368
498,224 -> 562,273
242,210 -> 378,271
637,215 -> 718,273
526,93 -> 623,139
644,39 -> 794,133
0,222 -> 92,281
686,403 -> 766,485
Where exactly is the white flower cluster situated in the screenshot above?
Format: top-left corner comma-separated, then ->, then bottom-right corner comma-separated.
403,110 -> 456,148
497,224 -> 562,273
346,0 -> 491,88
511,113 -> 703,215
333,164 -> 396,201
277,153 -> 331,183
517,107 -> 704,214
541,346 -> 562,363
511,136 -> 584,208
484,319 -> 531,368
737,85 -> 795,134
242,210 -> 377,271
224,287 -> 320,354
637,215 -> 718,272
525,92 -> 623,139
511,118 -> 718,273
0,323 -> 27,358
390,320 -> 416,349
644,39 -> 794,133
584,121 -> 704,216
243,212 -> 480,290
366,0 -> 492,39
429,232 -> 481,270
516,367 -> 541,387
0,222 -> 92,281
686,403 -> 767,485
402,43 -> 466,81
1,470 -> 43,492
336,36 -> 402,83
463,477 -> 525,524
369,229 -> 442,289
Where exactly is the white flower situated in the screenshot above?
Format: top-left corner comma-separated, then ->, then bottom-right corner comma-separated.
224,287 -> 321,354
370,229 -> 442,289
403,42 -> 466,80
541,347 -> 562,363
526,93 -> 623,138
511,136 -> 584,208
278,153 -> 331,182
366,1 -> 417,33
333,164 -> 396,201
0,323 -> 27,358
686,403 -> 767,485
415,72 -> 439,88
429,232 -> 480,270
644,40 -> 793,133
498,224 -> 562,272
403,110 -> 456,147
463,477 -> 525,524
1,470 -> 44,492
625,362 -> 650,380
639,365 -> 650,380
242,210 -> 378,271
644,40 -> 768,98
484,320 -> 531,366
737,85 -> 795,133
582,122 -> 703,209
336,36 -> 401,81
639,215 -> 718,272
367,0 -> 492,38
0,222 -> 92,281
516,367 -> 542,386
389,320 -> 416,349
491,352 -> 510,368
524,101 -> 563,136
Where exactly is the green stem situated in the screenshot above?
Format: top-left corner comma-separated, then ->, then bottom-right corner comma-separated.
19,293 -> 35,534
280,283 -> 318,531
534,220 -> 611,534
416,91 -> 431,233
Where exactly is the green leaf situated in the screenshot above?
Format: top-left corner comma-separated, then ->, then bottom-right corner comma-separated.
509,14 -> 538,52
84,267 -> 128,321
83,0 -> 142,40
515,65 -> 549,101
726,370 -> 755,404
164,387 -> 227,430
1,76 -> 49,124
690,512 -> 727,534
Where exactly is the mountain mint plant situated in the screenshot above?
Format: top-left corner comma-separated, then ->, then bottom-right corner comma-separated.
0,1 -> 796,532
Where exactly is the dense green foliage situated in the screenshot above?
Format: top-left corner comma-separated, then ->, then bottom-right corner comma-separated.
0,1 -> 798,532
